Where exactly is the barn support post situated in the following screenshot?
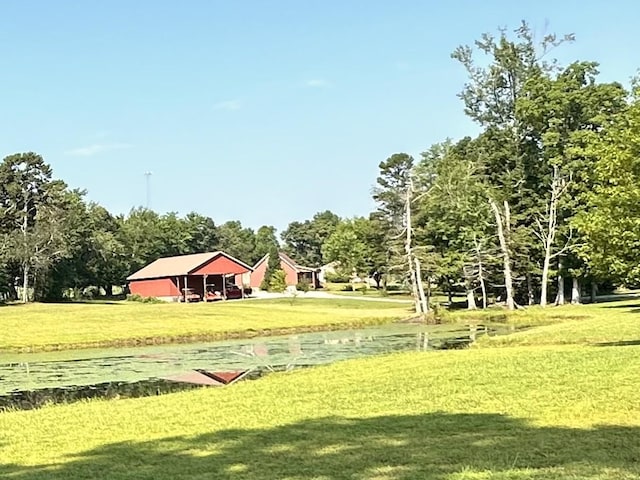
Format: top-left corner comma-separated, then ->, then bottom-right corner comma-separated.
203,274 -> 208,302
183,275 -> 188,302
176,276 -> 180,301
222,274 -> 227,300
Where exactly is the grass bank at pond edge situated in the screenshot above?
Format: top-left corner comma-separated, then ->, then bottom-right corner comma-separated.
0,298 -> 412,353
0,344 -> 638,479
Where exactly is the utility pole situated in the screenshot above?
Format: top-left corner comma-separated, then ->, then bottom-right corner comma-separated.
144,171 -> 153,209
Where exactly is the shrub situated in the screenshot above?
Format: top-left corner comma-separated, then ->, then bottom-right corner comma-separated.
269,270 -> 287,292
296,279 -> 311,293
325,271 -> 351,283
127,294 -> 163,304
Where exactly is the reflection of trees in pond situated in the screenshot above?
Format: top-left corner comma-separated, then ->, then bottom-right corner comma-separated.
1,324 -> 503,410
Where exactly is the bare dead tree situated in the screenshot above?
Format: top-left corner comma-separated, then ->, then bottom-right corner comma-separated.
489,198 -> 515,310
533,165 -> 571,307
472,233 -> 488,309
405,177 -> 428,315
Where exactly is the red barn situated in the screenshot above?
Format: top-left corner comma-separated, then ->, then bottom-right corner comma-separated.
250,252 -> 320,289
127,251 -> 252,302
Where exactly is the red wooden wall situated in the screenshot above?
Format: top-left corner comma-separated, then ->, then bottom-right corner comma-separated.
129,278 -> 179,298
192,255 -> 249,276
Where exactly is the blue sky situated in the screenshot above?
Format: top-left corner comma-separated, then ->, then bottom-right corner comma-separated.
1,1 -> 638,232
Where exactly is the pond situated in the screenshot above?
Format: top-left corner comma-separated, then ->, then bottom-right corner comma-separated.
0,322 -> 508,410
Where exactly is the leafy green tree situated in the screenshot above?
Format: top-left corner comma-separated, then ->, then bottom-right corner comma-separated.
215,221 -> 256,264
451,22 -> 574,309
119,208 -> 167,274
574,81 -> 640,284
281,211 -> 340,266
372,153 -> 415,282
0,152 -> 70,302
183,213 -> 218,253
268,269 -> 287,293
322,217 -> 376,279
518,61 -> 628,305
415,139 -> 496,309
260,246 -> 285,291
252,225 -> 279,265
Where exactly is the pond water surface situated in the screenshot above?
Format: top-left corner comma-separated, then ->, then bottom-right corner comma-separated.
0,322 -> 506,410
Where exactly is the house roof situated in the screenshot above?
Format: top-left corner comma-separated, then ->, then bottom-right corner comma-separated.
127,251 -> 252,281
253,252 -> 316,273
279,252 -> 317,272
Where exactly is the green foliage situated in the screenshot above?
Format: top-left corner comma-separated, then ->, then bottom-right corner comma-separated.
296,279 -> 311,293
252,226 -> 279,265
216,220 -> 255,264
322,217 -> 379,277
259,277 -> 271,291
268,269 -> 287,293
574,84 -> 640,284
324,271 -> 351,283
126,294 -> 163,304
282,210 -> 341,266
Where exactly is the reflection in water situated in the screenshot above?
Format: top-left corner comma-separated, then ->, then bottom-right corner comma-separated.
0,323 -> 499,410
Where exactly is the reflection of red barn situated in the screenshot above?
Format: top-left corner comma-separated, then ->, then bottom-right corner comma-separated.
250,252 -> 320,289
127,251 -> 252,302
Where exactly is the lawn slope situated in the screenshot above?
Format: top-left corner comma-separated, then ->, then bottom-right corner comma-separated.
0,345 -> 638,478
0,298 -> 411,352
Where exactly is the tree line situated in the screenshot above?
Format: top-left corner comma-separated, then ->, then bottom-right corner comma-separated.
2,22 -> 639,309
294,23 -> 640,312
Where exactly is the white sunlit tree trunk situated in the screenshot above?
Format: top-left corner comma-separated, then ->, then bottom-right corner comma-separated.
535,166 -> 571,307
489,198 -> 515,311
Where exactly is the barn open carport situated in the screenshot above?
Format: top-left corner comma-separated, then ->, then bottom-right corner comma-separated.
127,251 -> 252,302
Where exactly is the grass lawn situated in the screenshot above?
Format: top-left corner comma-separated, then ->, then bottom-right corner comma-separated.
466,298 -> 640,347
0,299 -> 638,479
0,344 -> 638,479
0,298 -> 412,353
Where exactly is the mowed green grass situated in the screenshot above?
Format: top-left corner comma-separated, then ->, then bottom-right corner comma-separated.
0,299 -> 412,353
0,344 -> 638,479
0,298 -> 638,479
474,298 -> 640,347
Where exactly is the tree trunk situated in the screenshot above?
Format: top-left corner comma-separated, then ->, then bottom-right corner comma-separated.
464,268 -> 476,310
414,257 -> 428,314
105,285 -> 113,297
473,234 -> 487,309
526,272 -> 535,306
405,180 -> 423,315
22,263 -> 29,303
540,247 -> 552,307
466,289 -> 477,310
555,259 -> 565,305
571,277 -> 581,304
590,281 -> 597,303
489,199 -> 515,310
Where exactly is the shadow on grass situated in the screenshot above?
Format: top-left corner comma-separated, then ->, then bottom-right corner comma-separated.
0,300 -> 124,307
602,302 -> 640,309
594,339 -> 640,347
1,413 -> 638,479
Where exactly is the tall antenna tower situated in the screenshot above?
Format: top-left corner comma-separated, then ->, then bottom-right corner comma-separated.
144,171 -> 153,209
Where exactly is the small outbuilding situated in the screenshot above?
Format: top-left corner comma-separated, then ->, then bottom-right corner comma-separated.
127,251 -> 252,302
250,252 -> 320,289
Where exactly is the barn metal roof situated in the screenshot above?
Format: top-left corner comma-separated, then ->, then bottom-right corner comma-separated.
127,251 -> 252,281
